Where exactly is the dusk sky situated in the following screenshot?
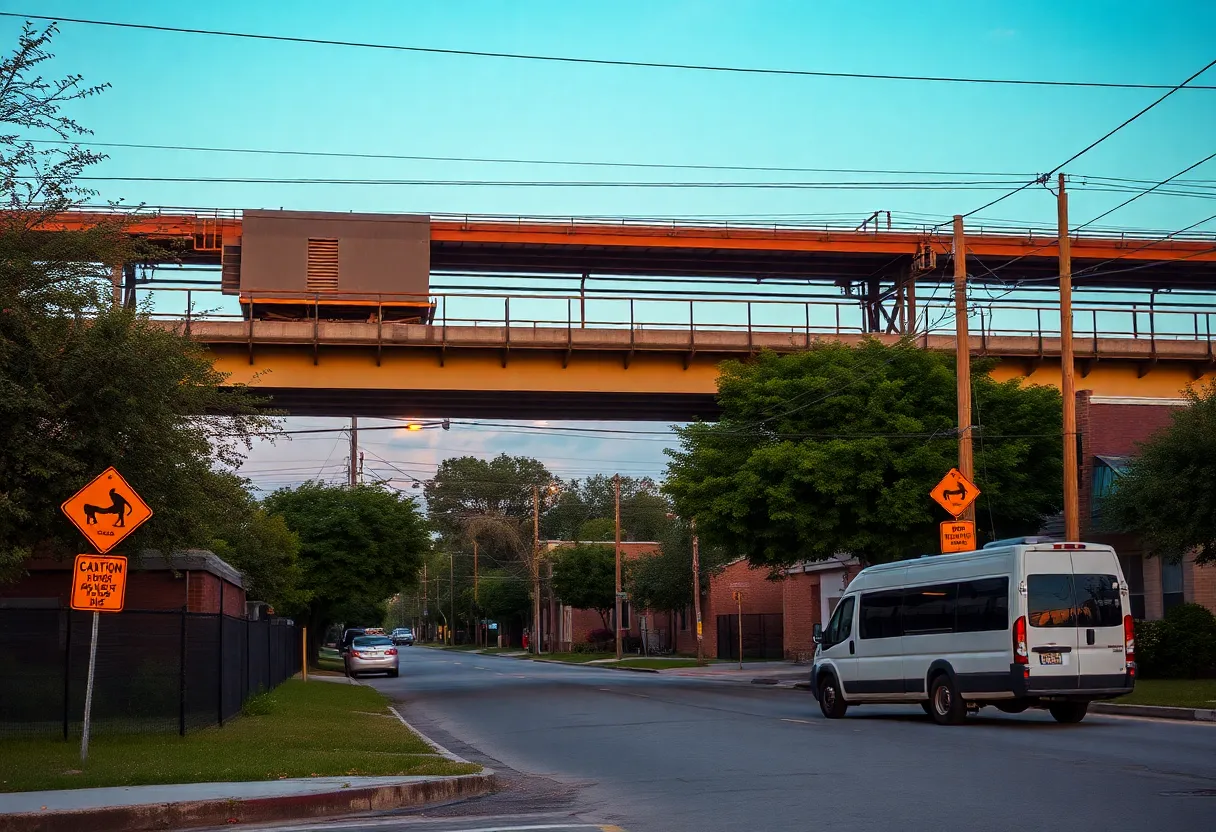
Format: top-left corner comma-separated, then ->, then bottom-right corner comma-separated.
9,1 -> 1215,494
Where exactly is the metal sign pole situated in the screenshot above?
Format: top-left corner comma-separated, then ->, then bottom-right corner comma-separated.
736,593 -> 743,671
80,610 -> 100,763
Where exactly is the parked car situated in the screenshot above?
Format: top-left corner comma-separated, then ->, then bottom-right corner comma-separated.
338,628 -> 366,655
391,627 -> 414,646
810,537 -> 1134,726
345,635 -> 399,678
364,627 -> 386,636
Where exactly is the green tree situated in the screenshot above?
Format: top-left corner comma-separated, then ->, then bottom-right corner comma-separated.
201,472 -> 308,613
543,475 -> 670,541
477,568 -> 531,625
664,341 -> 1063,568
628,520 -> 733,614
264,482 -> 429,658
1102,380 -> 1216,565
0,24 -> 273,576
551,543 -> 616,629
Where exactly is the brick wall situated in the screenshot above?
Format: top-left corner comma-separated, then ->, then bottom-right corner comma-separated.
782,572 -> 821,660
703,559 -> 784,659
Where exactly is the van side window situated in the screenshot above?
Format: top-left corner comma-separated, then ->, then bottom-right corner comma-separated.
955,577 -> 1009,632
902,584 -> 957,634
860,590 -> 902,639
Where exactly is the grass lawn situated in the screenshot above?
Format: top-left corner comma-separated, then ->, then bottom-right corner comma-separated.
614,658 -> 705,670
533,652 -> 615,663
1115,678 -> 1216,709
0,679 -> 479,793
312,647 -> 345,674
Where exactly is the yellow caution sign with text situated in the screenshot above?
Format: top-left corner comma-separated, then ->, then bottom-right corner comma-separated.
71,554 -> 128,612
940,520 -> 977,554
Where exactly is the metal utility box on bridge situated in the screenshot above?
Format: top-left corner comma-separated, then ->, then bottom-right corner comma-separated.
227,210 -> 434,322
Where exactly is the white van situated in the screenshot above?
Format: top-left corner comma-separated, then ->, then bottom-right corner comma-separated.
810,538 -> 1135,725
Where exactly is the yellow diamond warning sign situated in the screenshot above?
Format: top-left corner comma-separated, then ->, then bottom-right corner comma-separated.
940,520 -> 977,554
70,554 -> 128,612
61,467 -> 153,554
929,468 -> 980,517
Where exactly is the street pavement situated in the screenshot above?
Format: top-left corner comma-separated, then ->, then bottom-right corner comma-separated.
254,647 -> 1216,832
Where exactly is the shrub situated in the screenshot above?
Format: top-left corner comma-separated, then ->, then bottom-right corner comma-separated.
1133,619 -> 1166,678
241,690 -> 276,717
1159,603 -> 1216,679
586,628 -> 614,650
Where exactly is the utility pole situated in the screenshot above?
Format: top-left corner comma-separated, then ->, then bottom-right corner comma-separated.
1058,174 -> 1079,541
472,540 -> 479,647
422,562 -> 427,643
532,484 -> 542,656
348,416 -> 359,486
449,552 -> 455,646
614,474 -> 623,662
691,518 -> 703,663
952,215 -> 976,524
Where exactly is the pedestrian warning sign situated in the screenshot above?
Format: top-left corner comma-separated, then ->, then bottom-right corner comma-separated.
929,468 -> 980,517
70,554 -> 128,612
940,520 -> 977,554
61,467 -> 152,554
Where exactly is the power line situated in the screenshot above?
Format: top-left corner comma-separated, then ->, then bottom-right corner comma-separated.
9,12 -> 1216,91
1074,150 -> 1216,232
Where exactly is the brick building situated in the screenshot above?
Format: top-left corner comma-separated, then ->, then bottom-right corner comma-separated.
0,550 -> 247,615
548,540 -> 661,651
1075,392 -> 1216,619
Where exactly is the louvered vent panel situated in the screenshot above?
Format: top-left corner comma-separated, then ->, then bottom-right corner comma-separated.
306,238 -> 339,291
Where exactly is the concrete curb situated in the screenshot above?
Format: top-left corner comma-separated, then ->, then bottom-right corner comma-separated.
1090,702 -> 1216,722
0,774 -> 497,832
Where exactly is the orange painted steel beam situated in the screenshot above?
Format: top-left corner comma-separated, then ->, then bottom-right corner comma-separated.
23,211 -> 1216,264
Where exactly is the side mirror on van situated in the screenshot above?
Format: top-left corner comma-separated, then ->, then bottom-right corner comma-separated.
812,623 -> 823,645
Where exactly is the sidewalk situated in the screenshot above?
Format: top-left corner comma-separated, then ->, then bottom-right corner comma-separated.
0,774 -> 495,832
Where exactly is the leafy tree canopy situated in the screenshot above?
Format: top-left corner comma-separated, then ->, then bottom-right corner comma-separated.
1102,381 -> 1216,565
543,474 -> 670,542
264,483 -> 429,650
0,23 -> 273,576
477,568 -> 532,624
627,520 -> 733,614
550,543 -> 616,628
663,341 -> 1064,568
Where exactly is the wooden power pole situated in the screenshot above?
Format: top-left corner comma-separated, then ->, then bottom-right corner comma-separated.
952,215 -> 976,523
348,416 -> 359,486
1058,174 -> 1079,541
614,474 -> 623,662
472,540 -> 479,647
532,484 -> 542,655
691,518 -> 703,662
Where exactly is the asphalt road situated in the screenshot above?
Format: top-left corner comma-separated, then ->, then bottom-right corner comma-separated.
281,648 -> 1216,832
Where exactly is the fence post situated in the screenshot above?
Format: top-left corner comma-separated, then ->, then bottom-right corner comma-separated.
267,619 -> 272,690
178,606 -> 187,737
217,584 -> 224,727
62,608 -> 72,741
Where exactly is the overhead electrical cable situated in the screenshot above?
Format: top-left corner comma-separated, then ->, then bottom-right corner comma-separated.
6,11 -> 1215,91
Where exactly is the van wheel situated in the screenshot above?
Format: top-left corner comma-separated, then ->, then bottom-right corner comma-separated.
1048,701 -> 1089,724
818,675 -> 848,719
929,675 -> 966,725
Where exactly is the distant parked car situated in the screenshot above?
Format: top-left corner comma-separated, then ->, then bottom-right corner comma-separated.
338,628 -> 365,655
345,635 -> 399,678
391,627 -> 414,646
364,627 -> 386,636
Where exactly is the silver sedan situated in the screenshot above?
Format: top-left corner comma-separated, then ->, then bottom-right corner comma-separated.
344,635 -> 399,678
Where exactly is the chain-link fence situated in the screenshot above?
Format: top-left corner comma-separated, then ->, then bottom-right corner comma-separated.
0,608 -> 300,738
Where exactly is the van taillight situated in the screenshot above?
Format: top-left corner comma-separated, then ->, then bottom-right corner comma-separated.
1051,543 -> 1087,550
1124,615 -> 1135,667
1014,616 -> 1028,665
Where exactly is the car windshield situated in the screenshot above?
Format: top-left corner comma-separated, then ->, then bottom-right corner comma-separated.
352,636 -> 392,647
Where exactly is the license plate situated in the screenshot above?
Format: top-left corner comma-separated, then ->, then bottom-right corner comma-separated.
1039,652 -> 1063,665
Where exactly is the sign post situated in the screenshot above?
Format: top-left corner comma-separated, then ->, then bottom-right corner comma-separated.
730,583 -> 747,670
70,553 -> 129,763
62,468 -> 149,765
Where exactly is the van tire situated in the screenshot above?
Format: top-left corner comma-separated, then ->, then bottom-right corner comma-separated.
929,675 -> 966,725
818,674 -> 848,719
1048,701 -> 1089,724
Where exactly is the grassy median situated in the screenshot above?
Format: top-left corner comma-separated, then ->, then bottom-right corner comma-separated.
0,679 -> 479,793
1115,678 -> 1216,709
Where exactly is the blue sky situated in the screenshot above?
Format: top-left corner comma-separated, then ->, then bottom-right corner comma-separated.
6,1 -> 1215,493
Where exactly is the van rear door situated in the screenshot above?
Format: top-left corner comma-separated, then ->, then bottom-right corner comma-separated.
1069,548 -> 1128,681
1024,549 -> 1081,686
